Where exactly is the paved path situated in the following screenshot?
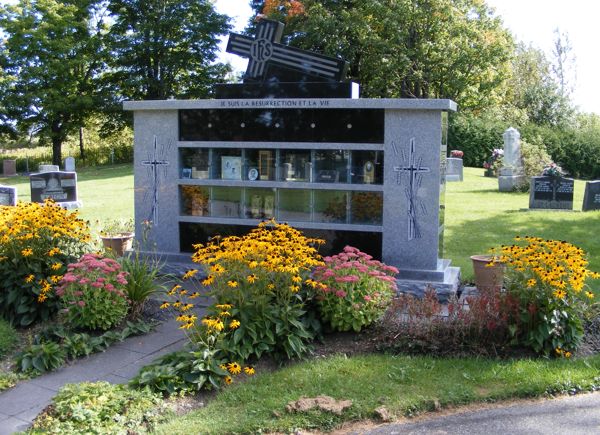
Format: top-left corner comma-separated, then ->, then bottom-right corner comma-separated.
0,318 -> 191,434
361,392 -> 600,435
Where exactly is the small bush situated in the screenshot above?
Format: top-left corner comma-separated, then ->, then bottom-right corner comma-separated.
57,254 -> 129,331
497,236 -> 599,355
31,382 -> 166,433
15,341 -> 66,374
0,201 -> 90,326
0,318 -> 18,358
119,254 -> 165,319
187,220 -> 324,361
377,287 -> 513,356
313,246 -> 397,332
0,371 -> 18,392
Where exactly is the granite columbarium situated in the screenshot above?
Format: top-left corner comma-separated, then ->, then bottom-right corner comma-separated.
124,19 -> 459,298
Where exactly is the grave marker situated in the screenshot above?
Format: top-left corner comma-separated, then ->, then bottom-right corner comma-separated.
582,180 -> 600,211
30,171 -> 81,208
529,176 -> 574,210
0,185 -> 17,206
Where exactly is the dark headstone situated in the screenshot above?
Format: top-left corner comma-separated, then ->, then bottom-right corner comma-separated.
30,171 -> 78,203
582,180 -> 600,211
529,176 -> 574,210
2,160 -> 17,177
0,185 -> 17,206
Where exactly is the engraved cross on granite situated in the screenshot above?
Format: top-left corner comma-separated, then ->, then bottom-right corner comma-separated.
393,138 -> 431,240
226,19 -> 348,82
142,136 -> 170,226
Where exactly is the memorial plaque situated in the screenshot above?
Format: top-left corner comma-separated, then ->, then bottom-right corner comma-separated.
529,176 -> 574,210
2,160 -> 17,177
0,185 -> 17,206
582,180 -> 600,211
30,171 -> 78,203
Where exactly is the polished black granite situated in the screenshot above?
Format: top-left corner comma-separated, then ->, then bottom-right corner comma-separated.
179,109 -> 384,143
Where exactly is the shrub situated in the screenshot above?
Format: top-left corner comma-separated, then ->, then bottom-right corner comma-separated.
521,141 -> 553,179
188,220 -> 324,361
132,309 -> 254,395
0,318 -> 17,358
119,254 -> 165,319
497,236 -> 599,356
377,287 -> 513,356
56,253 -> 129,331
312,246 -> 397,332
0,200 -> 90,326
31,382 -> 166,433
15,341 -> 66,374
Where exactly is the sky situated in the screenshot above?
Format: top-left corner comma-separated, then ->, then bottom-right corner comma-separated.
213,0 -> 600,115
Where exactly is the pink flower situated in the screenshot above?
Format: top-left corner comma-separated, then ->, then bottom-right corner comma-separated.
335,290 -> 347,298
78,301 -> 85,307
105,283 -> 115,292
61,273 -> 78,283
79,278 -> 90,285
74,291 -> 83,297
364,295 -> 372,302
91,282 -> 103,288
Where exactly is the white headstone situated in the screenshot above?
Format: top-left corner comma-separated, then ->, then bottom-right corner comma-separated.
502,127 -> 522,170
64,157 -> 76,172
39,164 -> 60,173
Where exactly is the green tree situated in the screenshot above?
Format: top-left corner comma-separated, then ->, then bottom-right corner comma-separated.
0,0 -> 109,165
105,0 -> 231,101
251,0 -> 514,109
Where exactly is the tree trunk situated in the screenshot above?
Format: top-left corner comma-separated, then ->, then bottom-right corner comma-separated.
51,121 -> 63,166
79,127 -> 85,161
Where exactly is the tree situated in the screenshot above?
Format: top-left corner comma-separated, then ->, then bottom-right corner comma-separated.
507,43 -> 574,127
551,28 -> 576,98
0,0 -> 109,165
105,0 -> 231,101
251,0 -> 514,110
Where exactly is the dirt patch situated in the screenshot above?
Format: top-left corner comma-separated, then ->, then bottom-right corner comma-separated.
286,396 -> 353,415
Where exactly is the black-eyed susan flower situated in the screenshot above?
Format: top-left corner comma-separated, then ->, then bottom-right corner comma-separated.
24,274 -> 35,283
244,366 -> 255,376
227,362 -> 242,375
229,319 -> 240,329
183,269 -> 199,280
227,280 -> 238,288
224,376 -> 233,385
160,302 -> 170,309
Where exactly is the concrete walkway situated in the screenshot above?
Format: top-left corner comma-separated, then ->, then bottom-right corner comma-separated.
0,318 -> 191,434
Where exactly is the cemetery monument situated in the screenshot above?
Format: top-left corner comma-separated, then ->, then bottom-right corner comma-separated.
125,19 -> 460,298
498,127 -> 525,192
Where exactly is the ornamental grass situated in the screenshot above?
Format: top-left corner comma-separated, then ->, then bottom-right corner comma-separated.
496,236 -> 599,355
0,200 -> 90,325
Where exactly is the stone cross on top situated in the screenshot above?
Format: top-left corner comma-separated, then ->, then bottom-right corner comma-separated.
226,19 -> 348,82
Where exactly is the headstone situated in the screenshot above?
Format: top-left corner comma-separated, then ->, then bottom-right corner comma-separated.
30,171 -> 82,208
582,180 -> 600,211
64,156 -> 76,172
38,164 -> 60,173
445,157 -> 463,182
0,185 -> 17,206
529,176 -> 574,210
125,19 -> 459,300
2,159 -> 17,177
498,127 -> 525,191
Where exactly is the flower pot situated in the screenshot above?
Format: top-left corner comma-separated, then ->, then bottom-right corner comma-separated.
100,232 -> 134,257
470,255 -> 505,291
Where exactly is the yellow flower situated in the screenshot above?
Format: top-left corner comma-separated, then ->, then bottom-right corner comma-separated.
267,283 -> 275,290
51,262 -> 62,271
180,303 -> 194,312
216,304 -> 233,310
168,284 -> 181,296
25,274 -> 35,283
189,292 -> 200,299
48,247 -> 61,256
553,289 -> 567,299
290,285 -> 300,293
160,302 -> 170,309
526,279 -> 536,288
224,376 -> 233,385
564,351 -> 572,358
219,364 -> 228,370
246,274 -> 257,283
219,311 -> 231,317
229,319 -> 241,329
227,280 -> 238,288
183,269 -> 198,280
244,366 -> 255,376
202,275 -> 215,286
555,347 -> 563,355
585,291 -> 594,299
227,362 -> 242,375
21,248 -> 33,257
291,275 -> 302,283
37,293 -> 47,303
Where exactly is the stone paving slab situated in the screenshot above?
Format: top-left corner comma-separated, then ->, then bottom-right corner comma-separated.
0,318 -> 190,434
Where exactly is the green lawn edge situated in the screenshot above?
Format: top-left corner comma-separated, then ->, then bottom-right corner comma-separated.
153,353 -> 600,434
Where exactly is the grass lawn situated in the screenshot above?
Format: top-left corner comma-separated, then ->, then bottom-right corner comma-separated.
444,167 -> 600,293
0,164 -> 134,229
154,353 -> 600,434
1,164 -> 598,290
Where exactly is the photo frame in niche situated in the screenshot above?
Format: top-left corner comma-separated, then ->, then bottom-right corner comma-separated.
221,156 -> 242,180
258,150 -> 272,180
316,169 -> 339,183
363,161 -> 375,184
248,167 -> 259,181
263,195 -> 275,218
181,168 -> 192,179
